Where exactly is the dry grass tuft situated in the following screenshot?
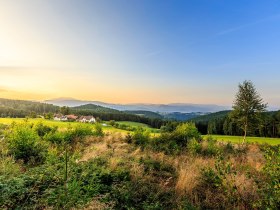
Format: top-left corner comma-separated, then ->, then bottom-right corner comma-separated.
234,173 -> 259,203
246,144 -> 264,171
78,196 -> 114,210
175,157 -> 215,198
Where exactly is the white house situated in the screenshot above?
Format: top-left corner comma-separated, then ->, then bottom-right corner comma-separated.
54,114 -> 77,121
54,114 -> 63,121
78,116 -> 96,123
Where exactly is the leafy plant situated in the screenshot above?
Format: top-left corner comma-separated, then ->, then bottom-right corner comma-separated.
257,145 -> 280,209
6,123 -> 47,164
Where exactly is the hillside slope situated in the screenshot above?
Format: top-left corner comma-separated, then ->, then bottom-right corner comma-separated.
72,104 -> 121,114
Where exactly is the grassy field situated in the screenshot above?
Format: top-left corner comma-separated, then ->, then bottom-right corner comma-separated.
204,134 -> 280,145
116,121 -> 160,133
1,118 -> 278,144
0,118 -> 159,134
116,121 -> 150,127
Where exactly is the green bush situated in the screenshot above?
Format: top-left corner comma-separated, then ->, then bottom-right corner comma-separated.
44,131 -> 65,144
72,124 -> 93,139
0,156 -> 21,178
0,123 -> 8,136
111,179 -> 177,210
202,137 -> 220,157
0,157 -> 130,209
187,139 -> 202,155
173,122 -> 201,147
257,145 -> 280,209
94,123 -> 104,137
139,157 -> 176,178
151,123 -> 201,154
132,128 -> 150,148
6,123 -> 47,164
33,122 -> 56,137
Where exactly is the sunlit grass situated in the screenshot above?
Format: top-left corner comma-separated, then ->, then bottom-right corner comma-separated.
0,118 -> 159,134
203,135 -> 280,145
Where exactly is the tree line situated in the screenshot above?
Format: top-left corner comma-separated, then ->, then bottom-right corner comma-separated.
193,81 -> 280,139
194,110 -> 280,138
0,98 -> 59,118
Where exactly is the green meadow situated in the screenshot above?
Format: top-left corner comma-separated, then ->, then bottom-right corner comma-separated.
0,118 -> 279,144
0,118 -> 159,134
204,134 -> 280,145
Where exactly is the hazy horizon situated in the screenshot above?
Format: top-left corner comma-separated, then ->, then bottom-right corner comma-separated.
1,0 -> 280,107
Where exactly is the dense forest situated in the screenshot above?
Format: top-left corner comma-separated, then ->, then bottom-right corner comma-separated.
124,110 -> 164,119
0,98 -> 59,117
192,110 -> 280,138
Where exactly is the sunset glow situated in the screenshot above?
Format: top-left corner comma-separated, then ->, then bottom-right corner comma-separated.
1,0 -> 280,107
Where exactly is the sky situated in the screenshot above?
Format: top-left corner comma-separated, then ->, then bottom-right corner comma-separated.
0,0 -> 280,107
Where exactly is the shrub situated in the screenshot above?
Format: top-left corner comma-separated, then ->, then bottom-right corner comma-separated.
62,124 -> 94,144
223,142 -> 235,154
94,123 -> 104,137
173,123 -> 201,147
139,157 -> 176,178
44,131 -> 65,144
257,145 -> 280,209
0,123 -> 8,136
151,123 -> 201,154
0,156 -> 21,178
132,128 -> 150,148
6,123 -> 47,164
111,179 -> 177,209
203,138 -> 220,157
187,139 -> 202,155
33,122 -> 56,137
124,133 -> 133,144
72,124 -> 93,139
0,158 -> 130,209
108,120 -> 116,126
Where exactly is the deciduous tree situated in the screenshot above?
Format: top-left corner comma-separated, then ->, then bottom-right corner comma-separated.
231,80 -> 267,143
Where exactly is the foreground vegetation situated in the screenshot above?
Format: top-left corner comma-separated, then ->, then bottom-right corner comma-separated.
0,120 -> 279,209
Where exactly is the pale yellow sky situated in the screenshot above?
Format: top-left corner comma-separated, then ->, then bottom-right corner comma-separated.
0,1 -> 279,107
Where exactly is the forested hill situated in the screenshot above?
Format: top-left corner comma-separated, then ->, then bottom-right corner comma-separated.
71,104 -> 121,113
124,110 -> 163,119
0,98 -> 59,117
189,110 -> 231,122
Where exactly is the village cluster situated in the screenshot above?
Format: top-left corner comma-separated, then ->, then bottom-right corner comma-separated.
53,114 -> 96,123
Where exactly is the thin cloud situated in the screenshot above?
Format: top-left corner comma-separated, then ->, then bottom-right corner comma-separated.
217,14 -> 280,36
0,87 -> 8,93
0,66 -> 35,75
186,14 -> 280,47
145,50 -> 162,57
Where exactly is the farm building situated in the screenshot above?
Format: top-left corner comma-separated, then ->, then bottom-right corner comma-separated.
66,114 -> 78,121
78,116 -> 96,123
54,114 -> 78,121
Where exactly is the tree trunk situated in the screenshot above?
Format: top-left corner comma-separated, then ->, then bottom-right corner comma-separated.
242,120 -> 248,144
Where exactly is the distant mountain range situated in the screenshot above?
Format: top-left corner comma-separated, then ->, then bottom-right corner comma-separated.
45,98 -> 230,113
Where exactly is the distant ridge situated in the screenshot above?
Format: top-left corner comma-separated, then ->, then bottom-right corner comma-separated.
45,98 -> 229,113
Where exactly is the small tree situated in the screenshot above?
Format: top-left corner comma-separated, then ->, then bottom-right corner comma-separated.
231,80 -> 267,143
60,106 -> 70,115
